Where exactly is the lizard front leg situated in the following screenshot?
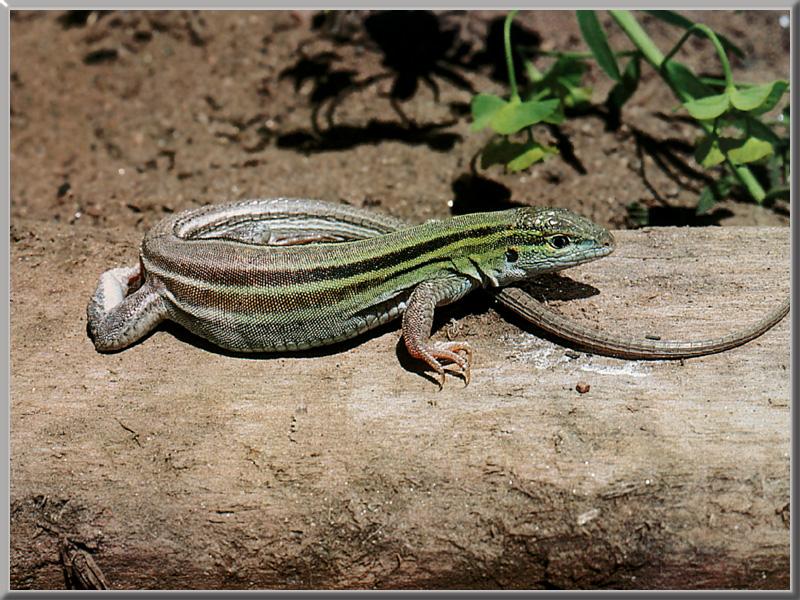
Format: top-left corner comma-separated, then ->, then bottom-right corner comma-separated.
402,278 -> 476,387
87,265 -> 168,352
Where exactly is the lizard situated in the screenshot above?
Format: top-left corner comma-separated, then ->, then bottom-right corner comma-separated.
87,197 -> 789,383
87,198 -> 614,385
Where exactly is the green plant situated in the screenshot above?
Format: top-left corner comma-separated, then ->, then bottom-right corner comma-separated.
469,11 -> 567,173
470,10 -> 790,213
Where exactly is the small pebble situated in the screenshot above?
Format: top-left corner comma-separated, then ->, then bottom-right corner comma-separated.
576,382 -> 591,394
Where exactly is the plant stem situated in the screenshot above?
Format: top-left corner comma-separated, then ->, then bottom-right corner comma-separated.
729,162 -> 766,201
700,76 -> 756,89
662,24 -> 734,90
504,10 -> 520,101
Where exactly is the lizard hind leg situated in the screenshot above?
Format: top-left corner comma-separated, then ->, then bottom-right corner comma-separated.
402,279 -> 475,387
87,266 -> 168,352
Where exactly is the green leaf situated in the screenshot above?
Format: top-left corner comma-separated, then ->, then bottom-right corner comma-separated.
663,61 -> 714,100
561,83 -> 592,108
524,60 -> 544,83
721,136 -> 773,164
608,54 -> 641,109
726,115 -> 782,146
481,138 -> 520,169
683,92 -> 730,120
695,135 -> 725,167
490,98 -> 560,134
480,139 -> 557,171
577,11 -> 621,81
696,186 -> 717,215
695,133 -> 773,167
507,143 -> 558,172
543,103 -> 565,125
644,10 -> 745,58
470,94 -> 507,132
548,56 -> 588,88
746,80 -> 789,115
730,81 -> 787,112
529,56 -> 590,105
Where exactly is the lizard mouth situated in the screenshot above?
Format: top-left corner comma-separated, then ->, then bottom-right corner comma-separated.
584,231 -> 615,257
595,243 -> 615,258
584,230 -> 616,262
550,238 -> 614,271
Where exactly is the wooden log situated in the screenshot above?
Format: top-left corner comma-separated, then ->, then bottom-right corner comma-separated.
10,220 -> 789,589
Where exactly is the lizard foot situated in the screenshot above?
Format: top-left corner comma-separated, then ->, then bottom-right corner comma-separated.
412,341 -> 474,388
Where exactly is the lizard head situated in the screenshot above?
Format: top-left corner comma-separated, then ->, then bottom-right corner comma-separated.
488,207 -> 615,286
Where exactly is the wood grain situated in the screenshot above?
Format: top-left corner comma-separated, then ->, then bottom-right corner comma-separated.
10,221 -> 789,589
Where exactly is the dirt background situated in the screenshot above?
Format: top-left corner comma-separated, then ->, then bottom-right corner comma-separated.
10,10 -> 791,590
11,10 -> 790,230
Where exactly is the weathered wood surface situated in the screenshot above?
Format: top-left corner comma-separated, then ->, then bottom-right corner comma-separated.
10,221 -> 790,589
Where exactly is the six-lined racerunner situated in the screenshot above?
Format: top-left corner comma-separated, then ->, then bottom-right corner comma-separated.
87,198 -> 789,384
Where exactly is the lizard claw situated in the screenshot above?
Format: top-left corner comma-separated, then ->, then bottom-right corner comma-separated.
413,342 -> 474,388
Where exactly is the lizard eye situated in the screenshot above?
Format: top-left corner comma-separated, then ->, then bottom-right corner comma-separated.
505,248 -> 519,263
549,235 -> 570,249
